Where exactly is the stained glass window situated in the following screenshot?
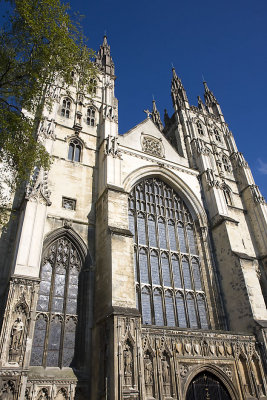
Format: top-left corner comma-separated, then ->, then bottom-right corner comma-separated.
151,251 -> 160,286
30,236 -> 82,367
128,178 -> 209,329
176,292 -> 187,328
153,289 -> 164,326
165,290 -> 175,326
141,287 -> 152,325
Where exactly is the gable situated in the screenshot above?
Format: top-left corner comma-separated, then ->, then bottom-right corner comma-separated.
119,118 -> 189,167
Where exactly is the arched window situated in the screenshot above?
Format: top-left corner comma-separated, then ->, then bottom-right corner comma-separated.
30,236 -> 82,368
128,178 -> 209,329
222,184 -> 232,205
90,78 -> 97,94
87,107 -> 96,126
222,154 -> 231,173
68,139 -> 81,162
61,98 -> 71,118
196,121 -> 204,135
214,128 -> 221,142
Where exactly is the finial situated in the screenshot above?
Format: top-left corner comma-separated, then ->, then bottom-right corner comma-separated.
172,66 -> 177,79
203,81 -> 209,92
202,73 -> 205,82
152,98 -> 157,112
103,34 -> 108,46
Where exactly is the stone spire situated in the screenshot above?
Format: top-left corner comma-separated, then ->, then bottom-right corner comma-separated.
151,100 -> 163,131
95,35 -> 115,76
203,81 -> 218,105
171,67 -> 189,110
203,81 -> 224,119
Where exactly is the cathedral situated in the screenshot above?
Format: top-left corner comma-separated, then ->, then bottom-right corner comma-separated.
0,35 -> 267,400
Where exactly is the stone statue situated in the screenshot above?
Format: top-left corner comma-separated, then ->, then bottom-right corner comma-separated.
124,344 -> 132,376
161,356 -> 170,383
123,343 -> 134,386
9,317 -> 24,362
144,354 -> 153,385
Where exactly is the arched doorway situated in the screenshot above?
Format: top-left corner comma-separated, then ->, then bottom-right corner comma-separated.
186,371 -> 232,400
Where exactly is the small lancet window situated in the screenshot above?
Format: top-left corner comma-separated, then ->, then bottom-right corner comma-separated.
90,78 -> 97,94
214,129 -> 221,142
61,98 -> 71,118
196,121 -> 204,135
87,107 -> 96,126
68,139 -> 81,162
222,154 -> 231,173
222,185 -> 232,205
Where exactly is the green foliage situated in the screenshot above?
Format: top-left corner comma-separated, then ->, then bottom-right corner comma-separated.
0,0 -> 96,224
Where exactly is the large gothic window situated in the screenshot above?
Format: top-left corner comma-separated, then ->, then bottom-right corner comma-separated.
30,236 -> 82,368
128,178 -> 209,329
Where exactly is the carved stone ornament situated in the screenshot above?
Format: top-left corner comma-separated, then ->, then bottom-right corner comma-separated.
141,135 -> 164,158
0,381 -> 16,400
193,138 -> 209,155
205,169 -> 220,188
105,135 -> 121,158
46,84 -> 61,101
9,317 -> 25,363
179,364 -> 189,378
230,151 -> 248,168
144,352 -> 155,397
250,184 -> 266,205
123,341 -> 134,387
38,118 -> 56,141
37,388 -> 49,400
25,167 -> 51,206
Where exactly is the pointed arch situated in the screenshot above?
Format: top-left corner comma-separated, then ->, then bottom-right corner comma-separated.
221,182 -> 233,205
184,365 -> 239,400
42,227 -> 89,265
123,165 -> 208,227
128,176 -> 210,329
31,227 -> 91,368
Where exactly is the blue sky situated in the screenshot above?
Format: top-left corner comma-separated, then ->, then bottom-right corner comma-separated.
67,0 -> 267,197
2,0 -> 266,197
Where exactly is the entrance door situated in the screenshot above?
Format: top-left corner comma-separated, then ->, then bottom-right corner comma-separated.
186,372 -> 232,400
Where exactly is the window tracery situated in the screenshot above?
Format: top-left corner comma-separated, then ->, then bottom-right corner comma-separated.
196,121 -> 204,135
222,154 -> 231,173
87,107 -> 96,126
61,98 -> 71,118
30,236 -> 82,368
68,139 -> 81,162
128,178 -> 209,329
214,128 -> 221,142
222,184 -> 232,205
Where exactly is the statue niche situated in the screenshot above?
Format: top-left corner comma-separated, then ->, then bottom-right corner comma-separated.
123,340 -> 134,388
144,351 -> 155,397
161,352 -> 172,397
8,304 -> 28,363
238,355 -> 252,396
251,355 -> 266,397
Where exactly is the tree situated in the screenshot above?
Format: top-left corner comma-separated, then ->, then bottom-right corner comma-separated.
0,0 -> 97,225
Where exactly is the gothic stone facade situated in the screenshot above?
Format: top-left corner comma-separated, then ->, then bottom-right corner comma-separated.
0,36 -> 267,400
